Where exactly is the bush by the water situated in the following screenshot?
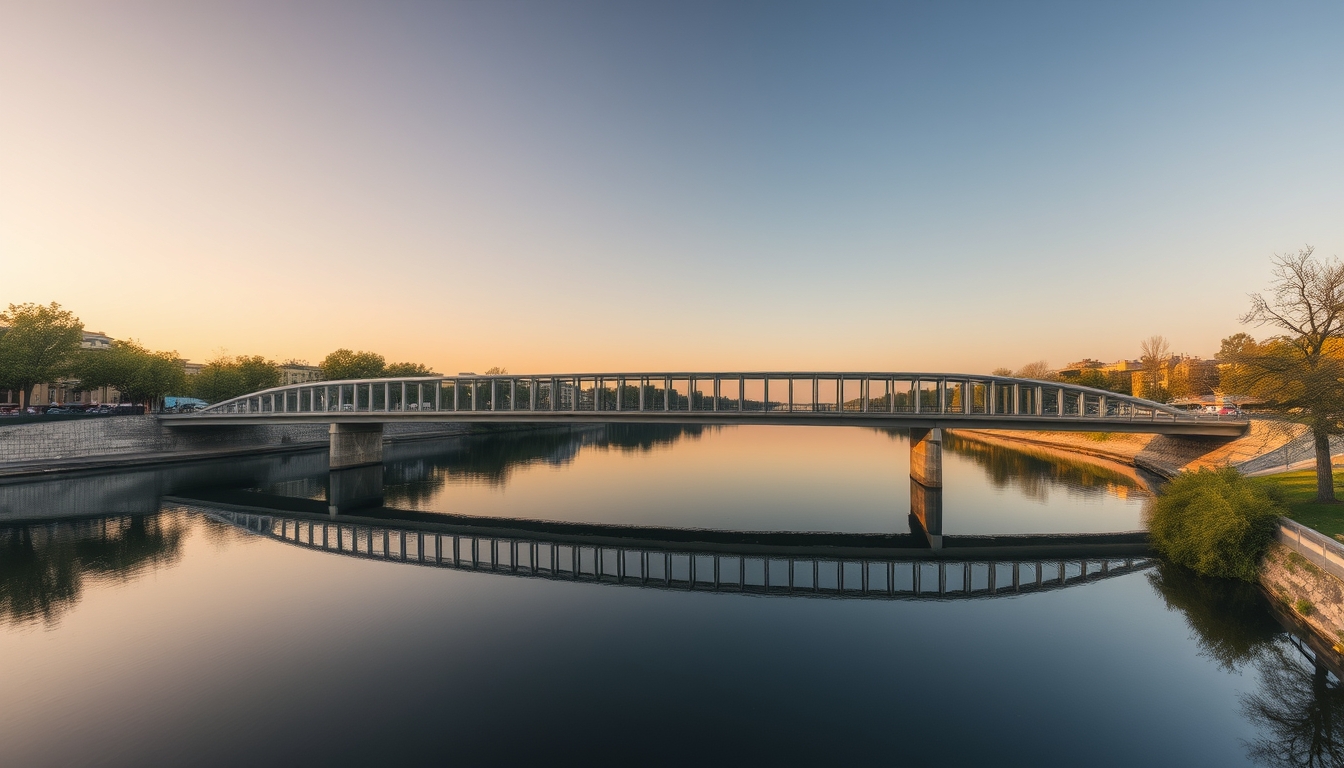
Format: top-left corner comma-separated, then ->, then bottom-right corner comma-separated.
1148,467 -> 1284,581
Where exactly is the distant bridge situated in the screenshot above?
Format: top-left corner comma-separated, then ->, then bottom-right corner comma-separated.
183,500 -> 1155,601
164,371 -> 1246,436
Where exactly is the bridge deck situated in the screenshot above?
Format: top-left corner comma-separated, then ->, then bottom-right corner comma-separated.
162,371 -> 1249,437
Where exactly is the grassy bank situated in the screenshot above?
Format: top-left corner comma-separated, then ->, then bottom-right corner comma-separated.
1252,469 -> 1344,537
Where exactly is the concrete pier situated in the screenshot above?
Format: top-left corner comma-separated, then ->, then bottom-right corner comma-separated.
909,428 -> 943,548
329,423 -> 383,469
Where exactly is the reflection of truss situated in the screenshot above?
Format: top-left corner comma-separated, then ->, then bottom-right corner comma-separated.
191,505 -> 1154,601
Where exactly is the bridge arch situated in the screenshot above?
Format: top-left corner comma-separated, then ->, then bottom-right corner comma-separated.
191,504 -> 1155,602
168,371 -> 1245,436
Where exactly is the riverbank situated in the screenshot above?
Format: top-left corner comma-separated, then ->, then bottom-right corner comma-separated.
0,416 -> 550,483
1260,536 -> 1344,661
957,418 -> 1307,478
955,423 -> 1344,660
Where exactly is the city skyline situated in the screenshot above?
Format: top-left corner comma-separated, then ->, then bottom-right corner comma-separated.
3,2 -> 1341,374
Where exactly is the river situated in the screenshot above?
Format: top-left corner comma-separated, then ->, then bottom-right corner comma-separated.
0,426 -> 1338,766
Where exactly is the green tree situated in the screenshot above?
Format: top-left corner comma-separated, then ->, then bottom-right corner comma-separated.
0,302 -> 84,409
73,340 -> 188,408
191,355 -> 280,403
191,357 -> 243,404
235,355 -> 281,394
1147,467 -> 1283,581
384,361 -> 436,376
1059,368 -> 1131,394
1221,246 -> 1344,502
320,349 -> 385,380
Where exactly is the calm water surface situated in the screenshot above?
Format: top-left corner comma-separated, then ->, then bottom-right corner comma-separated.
0,426 -> 1339,767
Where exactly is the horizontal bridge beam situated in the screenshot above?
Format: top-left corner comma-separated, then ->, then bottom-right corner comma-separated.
161,410 -> 1248,437
173,371 -> 1249,438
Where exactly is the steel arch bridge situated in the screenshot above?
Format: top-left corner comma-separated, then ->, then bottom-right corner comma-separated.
164,371 -> 1247,436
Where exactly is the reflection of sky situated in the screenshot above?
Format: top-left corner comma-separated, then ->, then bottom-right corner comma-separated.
0,508 -> 1279,766
381,425 -> 1146,535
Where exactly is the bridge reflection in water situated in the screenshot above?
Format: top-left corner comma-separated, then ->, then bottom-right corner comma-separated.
187,503 -> 1153,601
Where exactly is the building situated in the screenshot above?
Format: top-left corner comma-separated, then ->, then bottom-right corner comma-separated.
1130,355 -> 1220,400
280,363 -> 324,385
1057,358 -> 1140,394
80,330 -> 113,350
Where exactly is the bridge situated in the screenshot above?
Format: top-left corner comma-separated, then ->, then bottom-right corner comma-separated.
161,372 -> 1245,547
177,498 -> 1155,602
166,371 -> 1245,435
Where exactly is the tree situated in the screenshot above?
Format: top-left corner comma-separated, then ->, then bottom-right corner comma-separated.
384,361 -> 436,376
191,355 -> 280,403
320,349 -> 385,380
1013,361 -> 1055,380
483,366 -> 508,375
1139,335 -> 1171,400
1222,246 -> 1344,502
1061,367 -> 1131,395
234,355 -> 281,394
0,302 -> 84,409
72,340 -> 188,408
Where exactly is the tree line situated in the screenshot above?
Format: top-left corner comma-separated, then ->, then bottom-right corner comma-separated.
0,305 -> 437,408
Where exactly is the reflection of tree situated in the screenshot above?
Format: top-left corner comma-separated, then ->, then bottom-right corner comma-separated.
1148,560 -> 1280,671
381,425 -> 706,505
1150,559 -> 1344,767
0,515 -> 184,628
1244,643 -> 1344,767
943,433 -> 1143,502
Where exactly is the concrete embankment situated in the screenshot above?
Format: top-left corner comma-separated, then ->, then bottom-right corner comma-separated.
954,422 -> 1344,656
0,415 -> 501,482
1260,520 -> 1344,660
956,417 -> 1308,479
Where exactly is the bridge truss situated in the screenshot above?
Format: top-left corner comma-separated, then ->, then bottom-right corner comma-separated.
174,372 -> 1246,435
198,506 -> 1155,601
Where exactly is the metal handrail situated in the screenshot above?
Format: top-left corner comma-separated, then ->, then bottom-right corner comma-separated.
192,372 -> 1245,424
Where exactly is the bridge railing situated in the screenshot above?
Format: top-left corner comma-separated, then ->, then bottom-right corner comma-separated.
196,372 -> 1244,424
199,507 -> 1155,600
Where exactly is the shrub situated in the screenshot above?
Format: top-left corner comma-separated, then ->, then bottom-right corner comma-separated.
1295,597 -> 1314,617
1147,466 -> 1284,581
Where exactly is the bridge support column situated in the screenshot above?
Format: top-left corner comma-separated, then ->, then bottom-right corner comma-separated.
909,428 -> 943,549
329,423 -> 383,469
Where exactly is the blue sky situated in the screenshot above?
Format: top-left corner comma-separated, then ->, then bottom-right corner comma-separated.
1,1 -> 1340,372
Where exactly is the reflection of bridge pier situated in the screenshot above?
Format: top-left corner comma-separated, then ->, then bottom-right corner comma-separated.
328,424 -> 386,514
329,464 -> 384,515
909,428 -> 943,548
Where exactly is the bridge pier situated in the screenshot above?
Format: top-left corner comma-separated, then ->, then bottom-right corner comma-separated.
909,428 -> 943,549
329,423 -> 383,469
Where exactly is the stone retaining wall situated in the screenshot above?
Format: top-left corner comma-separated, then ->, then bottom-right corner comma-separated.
0,416 -> 472,465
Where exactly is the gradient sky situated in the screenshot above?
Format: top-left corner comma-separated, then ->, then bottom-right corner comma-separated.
2,1 -> 1341,374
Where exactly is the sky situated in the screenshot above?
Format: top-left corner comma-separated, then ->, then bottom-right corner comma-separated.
2,1 -> 1341,374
